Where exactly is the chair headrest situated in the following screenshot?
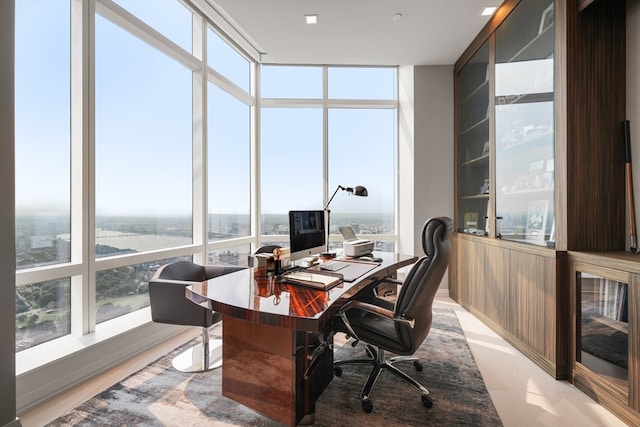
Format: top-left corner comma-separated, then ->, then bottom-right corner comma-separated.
421,217 -> 453,258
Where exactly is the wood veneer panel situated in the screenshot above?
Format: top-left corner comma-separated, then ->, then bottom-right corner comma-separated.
483,244 -> 510,327
509,250 -> 556,362
223,316 -> 295,426
449,235 -> 461,300
630,273 -> 639,411
555,251 -> 571,379
565,0 -> 626,251
554,0 -> 569,251
454,0 -> 519,72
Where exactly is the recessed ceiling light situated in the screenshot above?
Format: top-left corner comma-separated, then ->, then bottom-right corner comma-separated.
393,13 -> 403,22
305,14 -> 318,24
481,6 -> 497,16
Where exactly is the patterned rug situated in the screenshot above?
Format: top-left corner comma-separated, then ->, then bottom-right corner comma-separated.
48,306 -> 502,426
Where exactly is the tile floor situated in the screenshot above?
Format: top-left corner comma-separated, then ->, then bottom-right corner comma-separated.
19,297 -> 629,427
442,298 -> 628,427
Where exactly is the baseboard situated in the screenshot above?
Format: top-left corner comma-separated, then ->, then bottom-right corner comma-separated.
3,418 -> 22,427
16,322 -> 188,414
436,287 -> 449,297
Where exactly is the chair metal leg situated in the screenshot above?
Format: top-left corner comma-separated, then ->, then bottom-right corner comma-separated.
334,344 -> 430,410
172,326 -> 222,372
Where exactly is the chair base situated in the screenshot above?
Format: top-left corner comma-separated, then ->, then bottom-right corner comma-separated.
334,344 -> 431,412
172,338 -> 223,372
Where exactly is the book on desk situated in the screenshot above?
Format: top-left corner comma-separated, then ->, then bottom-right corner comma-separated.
282,270 -> 343,290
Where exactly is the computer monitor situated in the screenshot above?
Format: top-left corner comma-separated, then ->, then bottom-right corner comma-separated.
288,210 -> 326,262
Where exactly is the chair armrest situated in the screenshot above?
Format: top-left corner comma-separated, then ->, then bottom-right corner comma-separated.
339,299 -> 395,319
338,300 -> 415,342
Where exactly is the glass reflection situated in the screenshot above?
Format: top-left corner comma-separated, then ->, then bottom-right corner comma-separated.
579,272 -> 628,386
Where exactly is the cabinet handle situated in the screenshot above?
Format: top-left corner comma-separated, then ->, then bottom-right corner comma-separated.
495,216 -> 503,239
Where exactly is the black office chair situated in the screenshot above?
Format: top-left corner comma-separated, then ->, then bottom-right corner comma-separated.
333,216 -> 453,413
149,260 -> 244,372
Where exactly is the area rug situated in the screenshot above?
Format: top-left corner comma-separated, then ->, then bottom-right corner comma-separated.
48,306 -> 502,426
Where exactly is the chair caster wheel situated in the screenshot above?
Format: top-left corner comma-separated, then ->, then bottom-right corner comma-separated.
334,367 -> 343,377
362,399 -> 373,413
414,360 -> 423,371
422,394 -> 433,408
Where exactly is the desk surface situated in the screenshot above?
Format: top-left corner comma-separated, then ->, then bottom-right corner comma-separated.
186,251 -> 417,332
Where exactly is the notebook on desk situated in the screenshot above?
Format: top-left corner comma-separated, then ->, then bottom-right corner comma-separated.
282,271 -> 343,290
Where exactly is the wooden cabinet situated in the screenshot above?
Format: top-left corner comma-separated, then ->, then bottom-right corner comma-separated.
569,252 -> 640,426
452,0 -> 631,421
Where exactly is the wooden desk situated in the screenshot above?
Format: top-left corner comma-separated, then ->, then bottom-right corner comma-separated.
186,252 -> 417,426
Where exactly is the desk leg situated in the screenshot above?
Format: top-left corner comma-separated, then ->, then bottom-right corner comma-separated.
222,316 -> 332,426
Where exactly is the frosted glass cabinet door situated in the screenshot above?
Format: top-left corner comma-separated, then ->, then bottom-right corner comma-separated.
456,41 -> 490,236
494,0 -> 555,247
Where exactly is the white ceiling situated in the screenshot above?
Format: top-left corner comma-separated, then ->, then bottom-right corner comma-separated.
206,0 -> 504,66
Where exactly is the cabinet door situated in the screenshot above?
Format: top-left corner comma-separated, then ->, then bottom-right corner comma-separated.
494,0 -> 555,247
456,40 -> 490,236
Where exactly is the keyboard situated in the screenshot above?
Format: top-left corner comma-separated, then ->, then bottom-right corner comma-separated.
319,260 -> 350,272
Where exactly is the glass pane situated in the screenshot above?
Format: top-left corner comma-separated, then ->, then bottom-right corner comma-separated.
328,67 -> 397,100
494,0 -> 555,246
261,65 -> 322,98
208,29 -> 250,92
456,41 -> 490,235
95,15 -> 193,255
112,0 -> 192,52
15,0 -> 71,269
579,272 -> 628,387
16,278 -> 71,352
207,244 -> 251,267
328,109 -> 396,236
260,108 -> 323,237
208,85 -> 251,241
96,256 -> 191,324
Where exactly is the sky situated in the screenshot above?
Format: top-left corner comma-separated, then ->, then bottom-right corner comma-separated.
15,0 -> 396,219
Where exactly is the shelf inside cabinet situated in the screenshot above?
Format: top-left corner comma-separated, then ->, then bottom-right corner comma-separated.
461,194 -> 490,200
497,129 -> 553,152
461,116 -> 489,136
461,153 -> 489,166
496,92 -> 553,106
509,23 -> 553,63
500,187 -> 553,196
461,79 -> 489,105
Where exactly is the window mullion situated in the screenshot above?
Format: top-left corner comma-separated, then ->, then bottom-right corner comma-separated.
70,0 -> 96,337
193,13 -> 207,264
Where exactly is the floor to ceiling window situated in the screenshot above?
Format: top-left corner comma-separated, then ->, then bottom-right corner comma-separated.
13,2 -> 398,408
14,0 -> 257,356
94,11 -> 194,323
15,0 -> 72,351
260,65 -> 398,251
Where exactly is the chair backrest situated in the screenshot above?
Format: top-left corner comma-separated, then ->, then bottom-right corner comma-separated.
149,260 -> 244,326
394,216 -> 453,353
156,260 -> 208,282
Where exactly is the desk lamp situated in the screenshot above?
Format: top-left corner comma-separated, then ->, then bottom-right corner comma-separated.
324,185 -> 368,253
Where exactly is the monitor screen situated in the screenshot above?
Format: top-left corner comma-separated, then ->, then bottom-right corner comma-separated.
288,210 -> 326,262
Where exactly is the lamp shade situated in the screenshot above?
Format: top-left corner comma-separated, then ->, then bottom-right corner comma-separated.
353,186 -> 368,197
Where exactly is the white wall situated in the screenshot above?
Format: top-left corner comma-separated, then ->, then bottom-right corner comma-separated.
398,65 -> 454,291
0,1 -> 20,426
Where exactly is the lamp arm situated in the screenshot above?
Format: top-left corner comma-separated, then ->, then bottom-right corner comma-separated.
324,185 -> 345,211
